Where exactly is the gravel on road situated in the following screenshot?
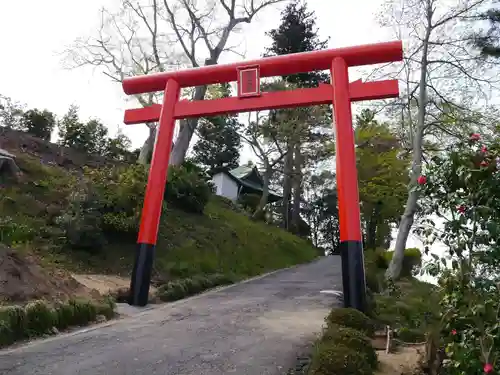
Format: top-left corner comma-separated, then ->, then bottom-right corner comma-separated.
0,256 -> 342,375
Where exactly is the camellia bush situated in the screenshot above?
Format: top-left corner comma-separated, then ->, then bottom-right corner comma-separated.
416,133 -> 500,375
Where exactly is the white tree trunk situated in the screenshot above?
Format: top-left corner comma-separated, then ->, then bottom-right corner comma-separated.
169,85 -> 208,166
386,7 -> 431,280
137,124 -> 157,165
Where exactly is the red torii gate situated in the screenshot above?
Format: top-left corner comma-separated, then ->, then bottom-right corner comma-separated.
122,40 -> 403,311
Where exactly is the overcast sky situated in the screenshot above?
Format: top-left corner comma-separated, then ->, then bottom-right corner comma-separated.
0,0 -> 435,257
0,0 -> 393,142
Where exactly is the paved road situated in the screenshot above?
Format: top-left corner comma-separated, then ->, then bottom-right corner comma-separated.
0,256 -> 342,375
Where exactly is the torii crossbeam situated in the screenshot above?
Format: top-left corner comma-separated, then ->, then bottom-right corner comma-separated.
122,40 -> 403,311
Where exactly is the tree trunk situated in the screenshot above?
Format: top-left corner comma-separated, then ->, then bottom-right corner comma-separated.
291,143 -> 303,233
253,162 -> 271,220
169,85 -> 208,166
281,142 -> 293,229
366,207 -> 378,250
386,15 -> 430,280
137,123 -> 157,165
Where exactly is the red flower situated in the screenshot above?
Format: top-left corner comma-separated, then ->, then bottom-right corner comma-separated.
481,145 -> 488,153
451,329 -> 457,335
484,363 -> 493,373
481,160 -> 489,167
417,175 -> 427,185
471,133 -> 481,141
457,206 -> 466,214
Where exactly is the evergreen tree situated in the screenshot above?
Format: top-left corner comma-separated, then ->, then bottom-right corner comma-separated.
265,0 -> 330,87
22,109 -> 56,141
355,109 -> 410,250
192,83 -> 242,173
262,0 -> 332,233
472,8 -> 500,58
58,105 -> 109,155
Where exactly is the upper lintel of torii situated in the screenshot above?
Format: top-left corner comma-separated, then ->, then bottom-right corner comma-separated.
121,40 -> 403,125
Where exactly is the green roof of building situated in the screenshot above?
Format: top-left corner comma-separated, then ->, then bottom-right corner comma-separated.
225,165 -> 282,200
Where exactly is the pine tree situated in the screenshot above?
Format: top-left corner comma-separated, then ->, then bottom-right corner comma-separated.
265,0 -> 330,87
192,83 -> 242,173
263,0 -> 332,233
58,105 -> 109,155
472,8 -> 500,58
22,109 -> 56,141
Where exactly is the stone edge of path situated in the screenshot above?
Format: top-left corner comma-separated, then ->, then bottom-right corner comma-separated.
0,257 -> 326,354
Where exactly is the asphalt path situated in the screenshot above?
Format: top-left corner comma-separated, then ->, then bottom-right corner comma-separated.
0,256 -> 342,375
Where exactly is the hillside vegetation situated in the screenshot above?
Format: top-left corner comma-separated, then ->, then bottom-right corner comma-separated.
0,130 -> 319,303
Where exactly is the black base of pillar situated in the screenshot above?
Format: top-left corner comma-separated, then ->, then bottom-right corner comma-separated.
340,240 -> 366,313
128,243 -> 155,307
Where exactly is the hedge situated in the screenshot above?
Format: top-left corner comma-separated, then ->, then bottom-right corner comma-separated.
0,298 -> 116,348
325,308 -> 376,337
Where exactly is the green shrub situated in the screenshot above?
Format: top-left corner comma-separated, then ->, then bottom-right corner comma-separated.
156,274 -> 235,302
365,248 -> 389,270
67,299 -> 98,326
24,300 -> 56,336
164,162 -> 213,214
321,324 -> 378,369
55,302 -> 76,329
183,276 -> 211,294
0,305 -> 26,340
157,281 -> 187,302
209,273 -> 235,286
0,321 -> 13,347
56,164 -> 147,251
238,193 -> 261,212
0,216 -> 35,245
383,248 -> 422,277
325,308 -> 375,337
396,327 -> 426,343
308,343 -> 373,375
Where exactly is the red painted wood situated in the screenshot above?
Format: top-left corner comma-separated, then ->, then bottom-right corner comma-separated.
122,41 -> 403,94
331,57 -> 362,242
237,65 -> 261,98
123,79 -> 399,124
137,79 -> 180,244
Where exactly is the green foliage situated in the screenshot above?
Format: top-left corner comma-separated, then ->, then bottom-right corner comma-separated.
396,327 -> 426,343
0,216 -> 35,245
355,109 -> 410,250
7,148 -> 318,285
57,162 -> 214,251
21,109 -> 56,141
471,9 -> 500,58
156,273 -> 235,302
308,343 -> 373,375
192,83 -> 242,173
325,308 -> 375,337
238,193 -> 261,212
0,94 -> 24,128
373,278 -> 437,337
58,105 -> 106,154
321,324 -> 378,369
265,0 -> 329,87
383,248 -> 422,277
24,300 -> 56,336
57,105 -> 134,160
306,184 -> 340,254
416,134 -> 500,375
0,299 -> 115,348
103,131 -> 136,162
56,164 -> 147,251
164,162 -> 214,214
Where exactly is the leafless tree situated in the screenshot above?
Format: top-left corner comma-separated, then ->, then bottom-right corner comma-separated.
371,0 -> 500,279
241,111 -> 287,220
65,0 -> 286,165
